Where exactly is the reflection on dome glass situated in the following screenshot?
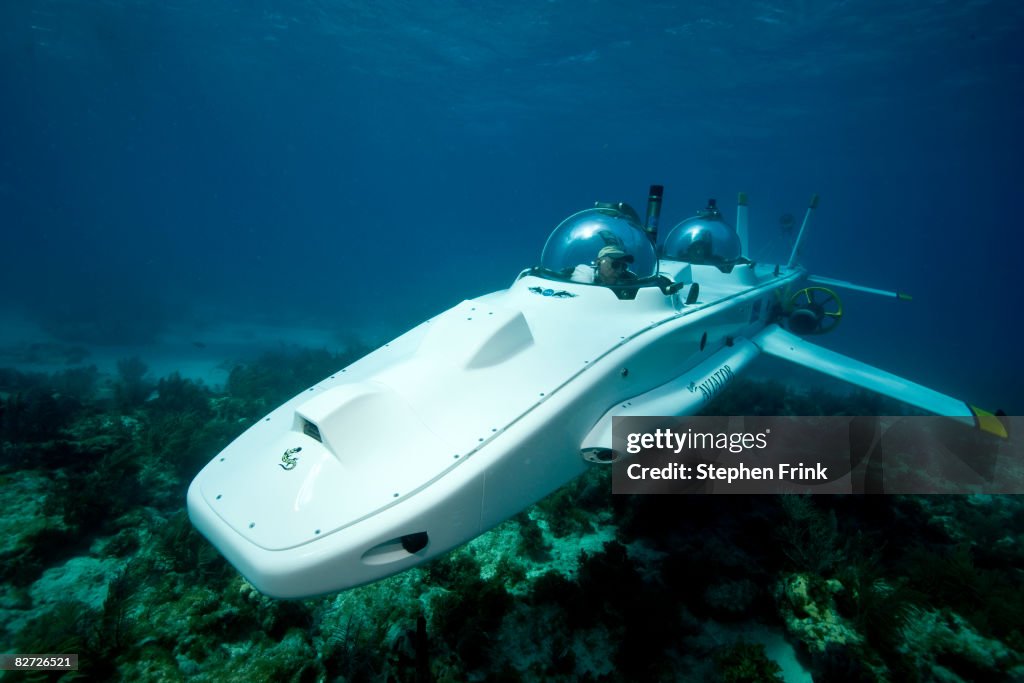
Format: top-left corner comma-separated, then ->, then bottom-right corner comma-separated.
540,207 -> 658,278
661,215 -> 741,265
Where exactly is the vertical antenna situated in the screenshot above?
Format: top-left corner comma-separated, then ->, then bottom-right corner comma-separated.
787,194 -> 819,268
736,192 -> 749,257
644,184 -> 664,244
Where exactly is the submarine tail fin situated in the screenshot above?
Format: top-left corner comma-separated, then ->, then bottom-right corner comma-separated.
753,325 -> 1006,438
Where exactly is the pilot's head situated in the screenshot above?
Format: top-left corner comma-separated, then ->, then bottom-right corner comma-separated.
596,245 -> 634,285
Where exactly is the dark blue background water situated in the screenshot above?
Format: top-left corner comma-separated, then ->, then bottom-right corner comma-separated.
2,1 -> 1021,411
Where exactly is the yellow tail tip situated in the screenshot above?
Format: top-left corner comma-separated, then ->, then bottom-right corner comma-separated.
970,406 -> 1009,439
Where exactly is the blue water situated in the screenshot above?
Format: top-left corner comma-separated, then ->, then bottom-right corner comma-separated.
1,0 -> 1021,411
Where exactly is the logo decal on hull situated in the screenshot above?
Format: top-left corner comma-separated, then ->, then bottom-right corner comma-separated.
529,287 -> 577,298
280,447 -> 302,471
688,364 -> 735,403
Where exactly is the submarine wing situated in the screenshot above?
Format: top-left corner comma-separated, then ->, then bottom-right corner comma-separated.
753,325 -> 1006,437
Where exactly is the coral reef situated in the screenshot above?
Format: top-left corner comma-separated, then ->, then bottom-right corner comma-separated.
1,360 -> 1022,682
713,641 -> 784,682
113,356 -> 153,408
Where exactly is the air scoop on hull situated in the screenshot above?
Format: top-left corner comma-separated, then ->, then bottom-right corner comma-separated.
416,302 -> 535,369
194,381 -> 456,551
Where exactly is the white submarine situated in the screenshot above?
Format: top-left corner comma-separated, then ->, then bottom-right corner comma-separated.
187,186 -> 1006,598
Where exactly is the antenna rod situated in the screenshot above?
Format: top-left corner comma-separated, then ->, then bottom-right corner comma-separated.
736,192 -> 749,257
787,193 -> 819,268
808,275 -> 913,300
644,184 -> 664,244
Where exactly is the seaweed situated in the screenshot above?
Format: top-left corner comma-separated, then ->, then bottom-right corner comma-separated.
528,569 -> 578,607
147,372 -> 212,419
833,541 -> 923,654
98,562 -> 143,657
547,541 -> 680,680
9,565 -> 141,681
613,493 -> 695,547
809,643 -> 877,683
534,474 -> 599,538
321,614 -> 377,681
0,366 -> 99,448
514,511 -> 551,561
0,524 -> 82,587
46,442 -> 144,536
775,495 -> 844,575
428,552 -> 513,673
0,386 -> 81,443
491,554 -> 527,588
112,356 -> 153,409
50,365 -> 100,402
897,606 -> 1023,681
142,387 -> 241,482
422,550 -> 482,590
713,641 -> 784,682
13,601 -> 95,672
902,543 -> 1024,643
0,367 -> 48,392
150,510 -> 231,586
226,346 -> 370,410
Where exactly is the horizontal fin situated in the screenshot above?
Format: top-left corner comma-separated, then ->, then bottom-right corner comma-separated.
752,325 -> 1000,432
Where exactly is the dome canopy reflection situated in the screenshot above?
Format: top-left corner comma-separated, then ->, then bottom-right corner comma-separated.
540,204 -> 658,278
661,199 -> 742,266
